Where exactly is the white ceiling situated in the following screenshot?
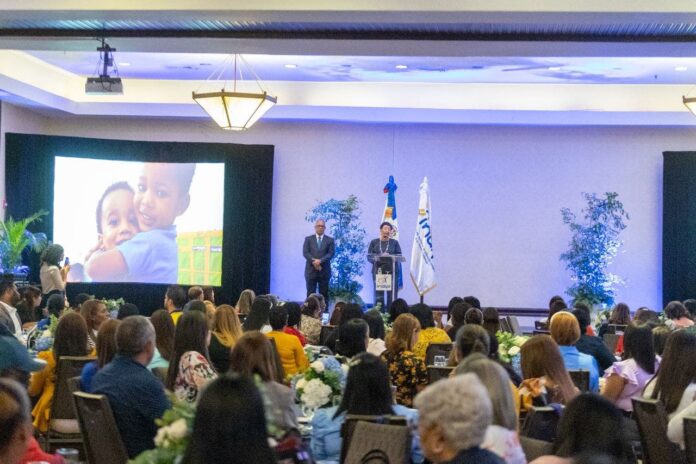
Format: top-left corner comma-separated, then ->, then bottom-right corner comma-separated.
3,2 -> 696,126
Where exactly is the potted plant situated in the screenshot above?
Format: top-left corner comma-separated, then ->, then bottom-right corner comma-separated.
0,210 -> 49,279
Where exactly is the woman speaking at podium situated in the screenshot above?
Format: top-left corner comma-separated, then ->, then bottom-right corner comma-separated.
368,222 -> 402,308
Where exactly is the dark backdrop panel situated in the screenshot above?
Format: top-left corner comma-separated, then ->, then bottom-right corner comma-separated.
663,151 -> 696,305
5,133 -> 273,314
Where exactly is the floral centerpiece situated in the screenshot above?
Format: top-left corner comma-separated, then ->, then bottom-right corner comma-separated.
496,332 -> 529,363
104,297 -> 125,319
293,357 -> 347,415
130,394 -> 195,464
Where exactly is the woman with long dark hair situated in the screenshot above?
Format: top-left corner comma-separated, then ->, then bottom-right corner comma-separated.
80,318 -> 120,392
28,312 -> 92,432
80,299 -> 109,350
167,311 -> 217,403
644,330 -> 696,418
299,295 -> 322,345
519,335 -> 578,410
181,375 -> 276,464
364,309 -> 387,356
242,297 -> 272,333
602,323 -> 658,413
148,309 -> 175,370
311,353 -> 423,463
335,318 -> 369,359
39,244 -> 67,302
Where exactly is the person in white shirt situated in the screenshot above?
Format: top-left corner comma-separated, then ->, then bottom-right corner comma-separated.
0,280 -> 22,339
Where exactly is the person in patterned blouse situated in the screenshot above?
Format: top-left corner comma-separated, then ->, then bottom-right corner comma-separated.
166,311 -> 217,403
381,313 -> 428,407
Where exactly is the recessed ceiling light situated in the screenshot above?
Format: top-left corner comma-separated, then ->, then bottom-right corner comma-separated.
675,66 -> 688,72
549,66 -> 562,71
284,64 -> 298,69
118,62 -> 131,67
395,65 -> 408,69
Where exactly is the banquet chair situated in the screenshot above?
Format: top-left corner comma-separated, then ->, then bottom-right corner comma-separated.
520,406 -> 561,442
152,367 -> 168,385
520,436 -> 554,462
499,317 -> 512,333
603,334 -> 621,353
73,391 -> 128,464
507,315 -> 522,335
427,365 -> 454,384
45,355 -> 95,451
632,397 -> 686,464
683,416 -> 696,464
568,370 -> 590,392
425,343 -> 453,366
340,416 -> 409,464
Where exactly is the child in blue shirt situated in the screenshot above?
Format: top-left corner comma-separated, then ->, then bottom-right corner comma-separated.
85,163 -> 195,283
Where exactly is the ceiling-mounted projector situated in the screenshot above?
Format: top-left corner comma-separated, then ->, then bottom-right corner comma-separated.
85,38 -> 123,94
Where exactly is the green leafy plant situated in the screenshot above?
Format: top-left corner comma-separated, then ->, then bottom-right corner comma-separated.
560,192 -> 629,307
306,195 -> 367,304
0,210 -> 48,273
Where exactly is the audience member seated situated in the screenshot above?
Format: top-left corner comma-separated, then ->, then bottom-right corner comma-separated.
548,295 -> 566,311
0,335 -> 64,464
454,354 -> 526,464
644,329 -> 696,419
310,292 -> 327,314
242,298 -> 272,333
415,373 -> 504,464
36,293 -> 65,330
446,302 -> 470,340
235,288 -> 255,317
596,303 -> 630,340
186,300 -> 207,315
453,324 -> 491,364
265,305 -> 309,376
548,299 -> 568,323
364,309 -> 387,356
572,309 -> 616,371
80,318 -> 120,392
282,302 -> 307,346
311,353 -> 424,463
92,316 -> 170,459
444,296 -> 464,329
188,286 -> 204,302
652,325 -> 670,357
329,301 -> 345,326
519,335 -> 578,409
81,299 -> 109,349
664,300 -> 695,329
0,280 -> 22,339
203,286 -> 215,305
208,304 -> 243,373
29,311 -> 92,433
532,394 -> 631,464
167,311 -> 217,403
411,303 -> 451,360
229,332 -> 298,434
15,285 -> 41,325
164,285 -> 187,325
335,318 -> 369,360
389,298 -> 410,324
549,311 -> 599,392
148,309 -> 175,371
180,374 -> 276,464
382,313 -> 427,407
300,295 -> 324,345
117,302 -> 139,320
72,293 -> 91,311
482,307 -> 501,334
601,323 -> 658,414
324,303 -> 363,352
684,298 -> 696,319
633,307 -> 659,324
465,307 -> 483,325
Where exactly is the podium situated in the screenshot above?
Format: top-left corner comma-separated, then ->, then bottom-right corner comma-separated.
368,253 -> 406,308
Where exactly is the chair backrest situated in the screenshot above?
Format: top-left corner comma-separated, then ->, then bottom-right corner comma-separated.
425,343 -> 453,366
608,324 -> 627,335
534,320 -> 549,331
507,315 -> 522,335
51,356 -> 96,421
602,333 -> 621,354
499,318 -> 512,333
341,417 -> 409,464
532,329 -> 550,336
520,435 -> 554,462
520,406 -> 561,442
73,391 -> 128,464
568,370 -> 590,392
685,416 -> 696,464
67,376 -> 82,395
320,325 -> 337,346
340,415 -> 408,464
427,365 -> 454,384
632,397 -> 685,464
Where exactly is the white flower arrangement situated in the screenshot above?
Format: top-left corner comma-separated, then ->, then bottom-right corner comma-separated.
292,356 -> 345,414
299,379 -> 333,410
496,332 -> 530,363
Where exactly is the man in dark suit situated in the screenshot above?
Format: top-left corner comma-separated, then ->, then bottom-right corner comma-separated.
303,219 -> 335,302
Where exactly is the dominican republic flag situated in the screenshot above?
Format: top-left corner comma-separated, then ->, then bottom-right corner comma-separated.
382,175 -> 402,289
410,177 -> 436,296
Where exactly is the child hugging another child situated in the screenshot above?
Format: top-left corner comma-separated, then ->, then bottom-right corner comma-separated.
85,162 -> 195,284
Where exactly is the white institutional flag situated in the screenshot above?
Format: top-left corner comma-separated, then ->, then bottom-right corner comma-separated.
410,177 -> 436,296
